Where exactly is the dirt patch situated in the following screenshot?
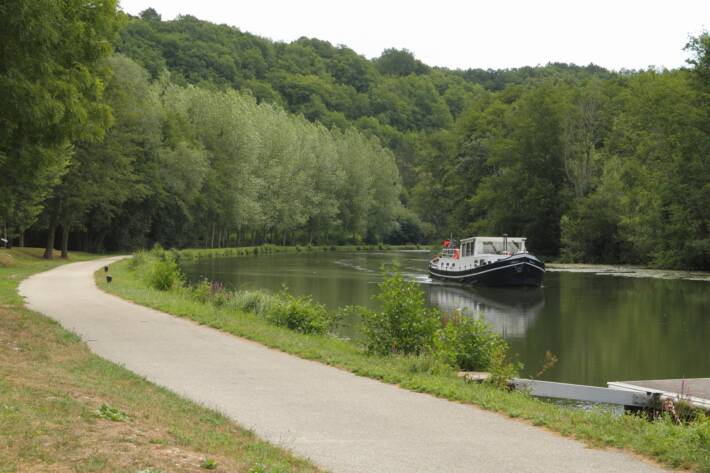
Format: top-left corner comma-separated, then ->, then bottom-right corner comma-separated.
0,251 -> 15,267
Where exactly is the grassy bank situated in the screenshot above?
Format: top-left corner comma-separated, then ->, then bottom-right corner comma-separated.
0,248 -> 321,473
172,243 -> 431,260
98,249 -> 710,472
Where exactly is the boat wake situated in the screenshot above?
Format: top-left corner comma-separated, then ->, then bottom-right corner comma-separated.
333,260 -> 376,273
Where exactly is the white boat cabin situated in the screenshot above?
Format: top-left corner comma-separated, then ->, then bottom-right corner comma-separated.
433,236 -> 528,271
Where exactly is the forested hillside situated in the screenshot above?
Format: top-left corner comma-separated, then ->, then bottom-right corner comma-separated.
1,5 -> 707,268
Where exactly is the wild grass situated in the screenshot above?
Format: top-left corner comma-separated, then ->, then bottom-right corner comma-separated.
100,252 -> 710,472
0,248 -> 322,473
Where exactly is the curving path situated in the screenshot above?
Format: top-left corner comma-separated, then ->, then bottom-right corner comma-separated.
19,258 -> 667,473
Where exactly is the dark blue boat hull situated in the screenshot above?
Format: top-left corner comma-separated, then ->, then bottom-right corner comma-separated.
429,255 -> 544,287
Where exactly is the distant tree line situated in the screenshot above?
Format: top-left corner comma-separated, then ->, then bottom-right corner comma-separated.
0,5 -> 707,268
412,40 -> 709,269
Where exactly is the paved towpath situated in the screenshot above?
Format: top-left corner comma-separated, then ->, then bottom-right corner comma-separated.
19,258 -> 667,473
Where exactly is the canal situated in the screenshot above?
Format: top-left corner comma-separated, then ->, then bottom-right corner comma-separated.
180,251 -> 710,386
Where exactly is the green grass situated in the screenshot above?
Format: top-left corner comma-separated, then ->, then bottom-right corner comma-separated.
0,248 -> 322,473
100,252 -> 710,472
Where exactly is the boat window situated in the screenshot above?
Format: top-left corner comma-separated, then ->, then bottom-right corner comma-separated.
507,241 -> 522,253
481,241 -> 501,254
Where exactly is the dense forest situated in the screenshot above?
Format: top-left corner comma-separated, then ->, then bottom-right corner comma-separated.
1,3 -> 708,269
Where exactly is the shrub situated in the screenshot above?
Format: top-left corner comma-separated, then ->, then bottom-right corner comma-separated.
267,291 -> 334,335
487,343 -> 522,389
149,242 -> 166,258
362,266 -> 440,355
128,251 -> 146,270
189,279 -> 230,306
145,254 -> 183,291
230,289 -> 275,317
191,279 -> 212,303
434,311 -> 507,371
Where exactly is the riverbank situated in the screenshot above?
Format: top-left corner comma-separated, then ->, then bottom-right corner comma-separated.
174,243 -> 431,259
0,248 -> 321,473
99,249 -> 710,472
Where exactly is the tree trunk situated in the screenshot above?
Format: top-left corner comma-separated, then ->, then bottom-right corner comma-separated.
18,231 -> 24,248
61,225 -> 70,259
44,222 -> 57,259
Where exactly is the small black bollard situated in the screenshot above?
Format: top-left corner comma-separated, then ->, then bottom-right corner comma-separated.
104,265 -> 109,272
106,275 -> 113,284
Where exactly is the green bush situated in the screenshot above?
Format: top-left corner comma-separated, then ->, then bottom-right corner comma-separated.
230,289 -> 275,317
267,291 -> 334,335
487,343 -> 522,389
191,279 -> 212,303
128,251 -> 146,270
190,279 -> 231,306
434,311 -> 507,371
362,267 -> 440,355
145,254 -> 183,291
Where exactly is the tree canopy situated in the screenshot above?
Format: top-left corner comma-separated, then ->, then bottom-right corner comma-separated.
1,6 -> 707,269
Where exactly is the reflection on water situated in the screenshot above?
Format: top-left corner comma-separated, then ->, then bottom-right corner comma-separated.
427,285 -> 544,338
180,251 -> 710,386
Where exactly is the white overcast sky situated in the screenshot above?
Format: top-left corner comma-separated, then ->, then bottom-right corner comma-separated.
118,0 -> 709,71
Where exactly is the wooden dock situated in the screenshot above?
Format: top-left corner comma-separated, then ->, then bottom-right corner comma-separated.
608,378 -> 710,409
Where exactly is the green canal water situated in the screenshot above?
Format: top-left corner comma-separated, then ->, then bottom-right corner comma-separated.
180,251 -> 710,386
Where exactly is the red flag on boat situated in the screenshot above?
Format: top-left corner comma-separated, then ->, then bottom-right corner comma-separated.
442,239 -> 451,248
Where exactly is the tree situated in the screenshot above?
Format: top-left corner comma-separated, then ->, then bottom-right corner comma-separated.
374,48 -> 429,76
43,55 -> 160,257
0,0 -> 120,251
